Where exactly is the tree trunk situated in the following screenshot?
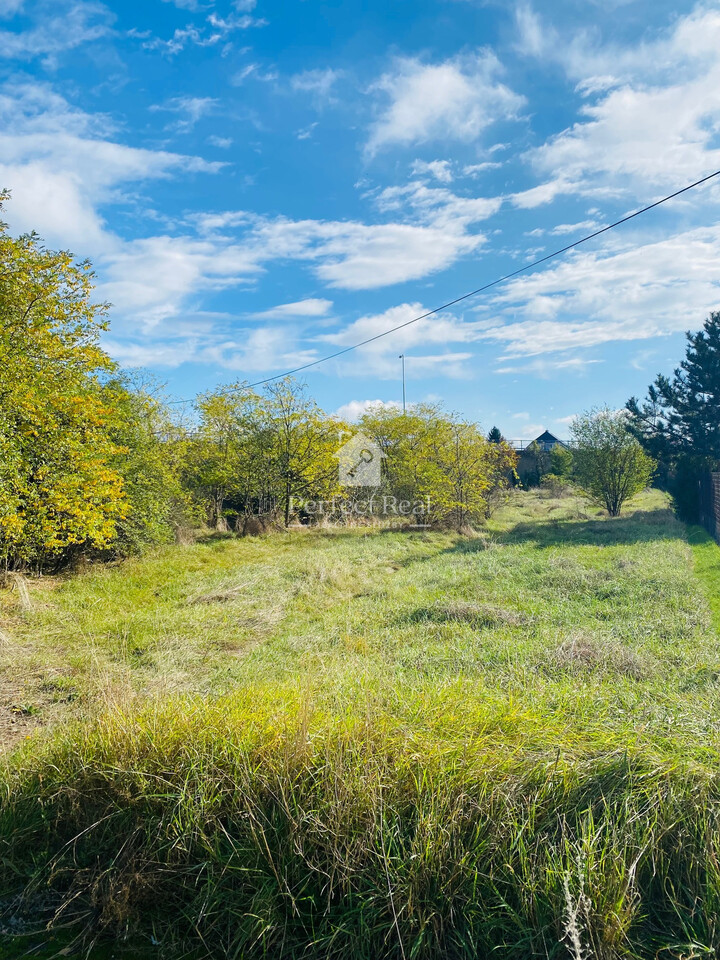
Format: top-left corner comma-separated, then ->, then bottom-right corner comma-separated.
284,479 -> 291,527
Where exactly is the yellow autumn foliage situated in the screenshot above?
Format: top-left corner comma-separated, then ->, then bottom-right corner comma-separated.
0,192 -> 128,569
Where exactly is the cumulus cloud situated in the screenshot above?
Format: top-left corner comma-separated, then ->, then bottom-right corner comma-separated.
366,51 -> 523,154
518,5 -> 720,197
0,83 -> 222,252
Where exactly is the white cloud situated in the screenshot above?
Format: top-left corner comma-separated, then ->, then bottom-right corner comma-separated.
100,236 -> 263,330
463,161 -> 502,176
374,179 -> 502,228
291,68 -> 341,103
477,224 -> 720,357
198,326 -> 319,373
150,96 -> 218,132
334,399 -> 401,422
510,422 -> 547,441
317,302 -> 487,379
106,322 -> 319,374
139,9 -> 264,56
0,0 -> 23,17
366,51 -> 523,154
519,6 -> 720,197
191,198 -> 488,290
410,159 -> 453,183
296,122 -> 318,140
549,219 -> 601,235
252,298 -> 333,319
495,356 -> 601,376
0,83 -> 222,252
510,177 -> 578,210
0,0 -> 112,60
207,135 -> 233,148
239,215 -> 484,290
231,62 -> 278,84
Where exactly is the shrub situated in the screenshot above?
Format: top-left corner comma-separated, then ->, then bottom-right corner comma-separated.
571,408 -> 655,517
539,473 -> 573,497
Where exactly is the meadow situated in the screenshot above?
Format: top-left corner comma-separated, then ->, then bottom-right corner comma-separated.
2,489 -> 720,959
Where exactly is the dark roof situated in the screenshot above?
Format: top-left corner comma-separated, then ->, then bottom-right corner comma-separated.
534,430 -> 564,446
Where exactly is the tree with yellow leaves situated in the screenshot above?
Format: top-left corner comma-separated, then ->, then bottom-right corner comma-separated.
0,192 -> 184,569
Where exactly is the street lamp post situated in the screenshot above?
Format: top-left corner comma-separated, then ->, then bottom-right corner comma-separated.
399,354 -> 406,414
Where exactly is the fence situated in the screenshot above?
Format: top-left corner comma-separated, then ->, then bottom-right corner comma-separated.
699,472 -> 720,542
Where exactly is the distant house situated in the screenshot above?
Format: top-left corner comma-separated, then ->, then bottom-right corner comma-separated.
530,430 -> 567,452
509,430 -> 568,453
515,430 -> 569,487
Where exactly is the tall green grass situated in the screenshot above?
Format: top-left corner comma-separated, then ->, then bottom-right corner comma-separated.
2,490 -> 720,957
3,695 -> 720,959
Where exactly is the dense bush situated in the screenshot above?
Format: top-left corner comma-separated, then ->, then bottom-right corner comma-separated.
571,408 -> 655,516
186,390 -> 518,530
0,194 -> 189,570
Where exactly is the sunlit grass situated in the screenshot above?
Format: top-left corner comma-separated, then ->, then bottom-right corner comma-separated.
2,489 -> 720,957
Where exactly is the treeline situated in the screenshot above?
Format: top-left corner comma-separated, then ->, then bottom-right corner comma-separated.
6,193 -> 713,572
0,201 -> 516,571
190,383 -> 517,533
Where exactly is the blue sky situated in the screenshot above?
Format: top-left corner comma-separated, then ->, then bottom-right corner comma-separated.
2,0 -> 720,439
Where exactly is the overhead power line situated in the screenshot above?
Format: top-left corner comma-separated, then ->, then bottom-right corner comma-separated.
168,167 -> 720,404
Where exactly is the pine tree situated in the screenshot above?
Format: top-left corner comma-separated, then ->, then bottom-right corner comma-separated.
487,425 -> 504,444
627,312 -> 720,520
627,312 -> 720,465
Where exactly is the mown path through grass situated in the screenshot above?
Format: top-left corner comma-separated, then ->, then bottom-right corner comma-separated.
3,490 -> 720,958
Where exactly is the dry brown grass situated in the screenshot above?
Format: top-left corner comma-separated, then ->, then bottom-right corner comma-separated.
550,631 -> 652,679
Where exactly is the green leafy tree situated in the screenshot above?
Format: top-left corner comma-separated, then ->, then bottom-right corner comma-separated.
191,379 -> 341,528
359,406 -> 517,527
627,312 -> 720,519
571,408 -> 655,517
104,375 -> 193,552
550,444 -> 573,478
263,379 -> 341,526
518,440 -> 550,488
189,388 -> 258,529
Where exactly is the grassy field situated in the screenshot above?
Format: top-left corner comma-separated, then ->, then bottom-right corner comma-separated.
2,489 -> 720,958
